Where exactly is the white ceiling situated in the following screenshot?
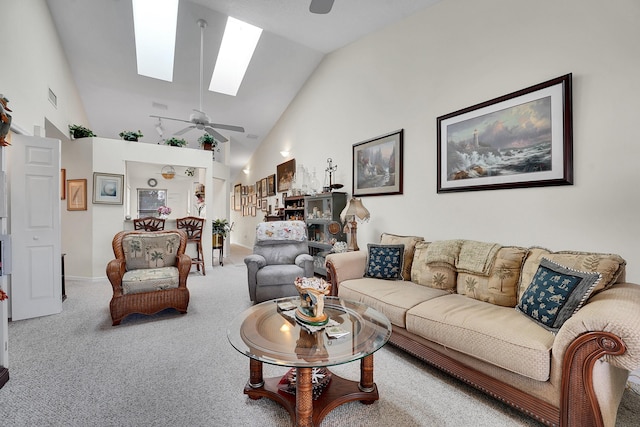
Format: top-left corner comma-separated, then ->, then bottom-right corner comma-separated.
46,0 -> 441,180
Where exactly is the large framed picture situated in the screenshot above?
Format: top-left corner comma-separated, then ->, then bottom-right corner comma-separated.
437,74 -> 573,193
92,172 -> 124,204
352,129 -> 403,197
67,179 -> 87,211
277,159 -> 296,192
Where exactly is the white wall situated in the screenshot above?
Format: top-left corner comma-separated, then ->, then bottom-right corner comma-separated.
232,0 -> 640,281
61,137 -> 221,279
2,0 -> 89,135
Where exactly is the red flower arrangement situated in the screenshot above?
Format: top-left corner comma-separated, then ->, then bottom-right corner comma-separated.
0,289 -> 7,301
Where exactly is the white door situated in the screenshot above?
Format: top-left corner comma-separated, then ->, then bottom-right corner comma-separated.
9,135 -> 62,320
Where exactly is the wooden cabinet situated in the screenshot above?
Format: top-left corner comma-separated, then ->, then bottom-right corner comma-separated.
304,192 -> 347,276
283,195 -> 305,221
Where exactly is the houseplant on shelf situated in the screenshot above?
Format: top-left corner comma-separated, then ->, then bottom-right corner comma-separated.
212,218 -> 231,247
165,137 -> 187,147
198,133 -> 220,160
119,130 -> 143,141
68,124 -> 96,139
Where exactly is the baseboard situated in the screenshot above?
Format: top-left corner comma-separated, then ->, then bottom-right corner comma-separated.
0,366 -> 9,389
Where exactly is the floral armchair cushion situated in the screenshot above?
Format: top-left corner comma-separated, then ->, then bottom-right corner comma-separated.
256,220 -> 307,243
122,232 -> 182,270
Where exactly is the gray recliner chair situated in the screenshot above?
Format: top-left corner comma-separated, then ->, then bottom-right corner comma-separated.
244,221 -> 314,303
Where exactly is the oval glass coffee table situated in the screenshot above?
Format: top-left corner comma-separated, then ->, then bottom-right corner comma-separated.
227,296 -> 392,427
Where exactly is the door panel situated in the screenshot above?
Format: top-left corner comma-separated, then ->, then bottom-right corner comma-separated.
10,135 -> 62,321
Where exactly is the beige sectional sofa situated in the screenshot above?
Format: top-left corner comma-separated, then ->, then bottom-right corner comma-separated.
325,234 -> 640,427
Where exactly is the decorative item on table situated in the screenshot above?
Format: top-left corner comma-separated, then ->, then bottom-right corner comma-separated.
157,205 -> 172,219
294,277 -> 331,326
277,367 -> 332,400
332,241 -> 348,253
324,158 -> 343,192
339,198 -> 370,251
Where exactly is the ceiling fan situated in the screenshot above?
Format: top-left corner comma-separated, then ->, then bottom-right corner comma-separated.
310,0 -> 335,14
150,19 -> 244,143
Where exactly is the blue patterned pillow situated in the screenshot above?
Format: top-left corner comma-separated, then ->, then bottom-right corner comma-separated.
365,244 -> 404,280
516,258 -> 601,333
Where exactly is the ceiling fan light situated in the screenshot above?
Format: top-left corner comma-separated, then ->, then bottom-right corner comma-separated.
209,17 -> 263,97
132,0 -> 179,82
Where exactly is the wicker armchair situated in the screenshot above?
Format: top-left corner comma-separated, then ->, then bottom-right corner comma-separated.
106,230 -> 191,325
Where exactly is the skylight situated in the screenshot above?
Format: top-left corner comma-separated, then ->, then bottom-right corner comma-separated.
132,0 -> 179,82
209,17 -> 263,97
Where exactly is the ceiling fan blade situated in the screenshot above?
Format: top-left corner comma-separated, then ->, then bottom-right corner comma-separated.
150,115 -> 192,124
175,125 -> 196,135
208,123 -> 245,133
205,127 -> 228,143
310,0 -> 334,14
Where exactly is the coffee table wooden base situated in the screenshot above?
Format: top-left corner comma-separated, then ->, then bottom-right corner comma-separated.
244,356 -> 378,427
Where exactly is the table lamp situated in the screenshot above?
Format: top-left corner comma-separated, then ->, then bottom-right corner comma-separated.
340,198 -> 370,251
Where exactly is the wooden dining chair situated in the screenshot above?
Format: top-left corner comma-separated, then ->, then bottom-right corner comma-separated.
176,216 -> 205,275
133,217 -> 166,231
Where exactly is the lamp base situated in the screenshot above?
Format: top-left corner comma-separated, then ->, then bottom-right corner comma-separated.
348,221 -> 359,251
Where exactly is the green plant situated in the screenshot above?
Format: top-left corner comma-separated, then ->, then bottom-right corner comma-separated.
212,218 -> 231,237
198,133 -> 217,147
165,137 -> 187,147
119,130 -> 143,141
68,124 -> 96,138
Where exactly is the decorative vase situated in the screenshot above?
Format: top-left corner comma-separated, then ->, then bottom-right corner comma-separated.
294,277 -> 331,326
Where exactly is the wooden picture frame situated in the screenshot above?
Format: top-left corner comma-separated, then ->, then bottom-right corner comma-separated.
92,172 -> 124,204
60,169 -> 66,200
260,177 -> 268,198
267,174 -> 276,196
277,159 -> 296,192
261,198 -> 268,211
67,179 -> 87,211
233,184 -> 242,211
255,180 -> 262,199
352,129 -> 403,197
437,74 -> 573,193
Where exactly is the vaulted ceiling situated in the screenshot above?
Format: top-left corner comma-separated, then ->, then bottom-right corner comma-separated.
46,0 -> 440,180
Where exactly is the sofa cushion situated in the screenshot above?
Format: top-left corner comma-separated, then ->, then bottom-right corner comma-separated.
122,266 -> 179,295
519,247 -> 625,300
411,241 -> 457,291
338,278 -> 449,328
516,258 -> 601,333
365,244 -> 404,280
406,294 -> 555,381
380,233 -> 424,281
122,232 -> 181,270
457,246 -> 527,307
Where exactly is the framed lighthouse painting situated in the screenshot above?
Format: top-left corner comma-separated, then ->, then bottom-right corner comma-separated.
437,74 -> 573,193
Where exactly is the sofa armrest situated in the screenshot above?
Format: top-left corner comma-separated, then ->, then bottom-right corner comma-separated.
176,253 -> 191,287
106,259 -> 126,296
554,282 -> 640,372
325,251 -> 367,295
244,254 -> 266,302
295,253 -> 313,268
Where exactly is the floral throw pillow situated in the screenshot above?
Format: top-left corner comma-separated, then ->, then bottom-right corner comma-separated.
516,258 -> 601,333
365,244 -> 405,280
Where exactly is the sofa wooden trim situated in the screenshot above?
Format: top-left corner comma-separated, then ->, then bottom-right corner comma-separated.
106,230 -> 192,325
326,260 -> 628,427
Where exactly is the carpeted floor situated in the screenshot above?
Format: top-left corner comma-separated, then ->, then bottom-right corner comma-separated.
0,245 -> 638,426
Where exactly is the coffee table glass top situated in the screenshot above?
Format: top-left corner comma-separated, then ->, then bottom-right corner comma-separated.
227,296 -> 392,368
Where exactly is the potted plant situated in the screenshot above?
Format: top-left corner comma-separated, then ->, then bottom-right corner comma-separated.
119,130 -> 143,141
68,124 -> 96,139
198,133 -> 217,151
165,137 -> 187,147
212,218 -> 231,247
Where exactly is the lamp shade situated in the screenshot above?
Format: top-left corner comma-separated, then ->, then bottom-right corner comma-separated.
340,198 -> 370,223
